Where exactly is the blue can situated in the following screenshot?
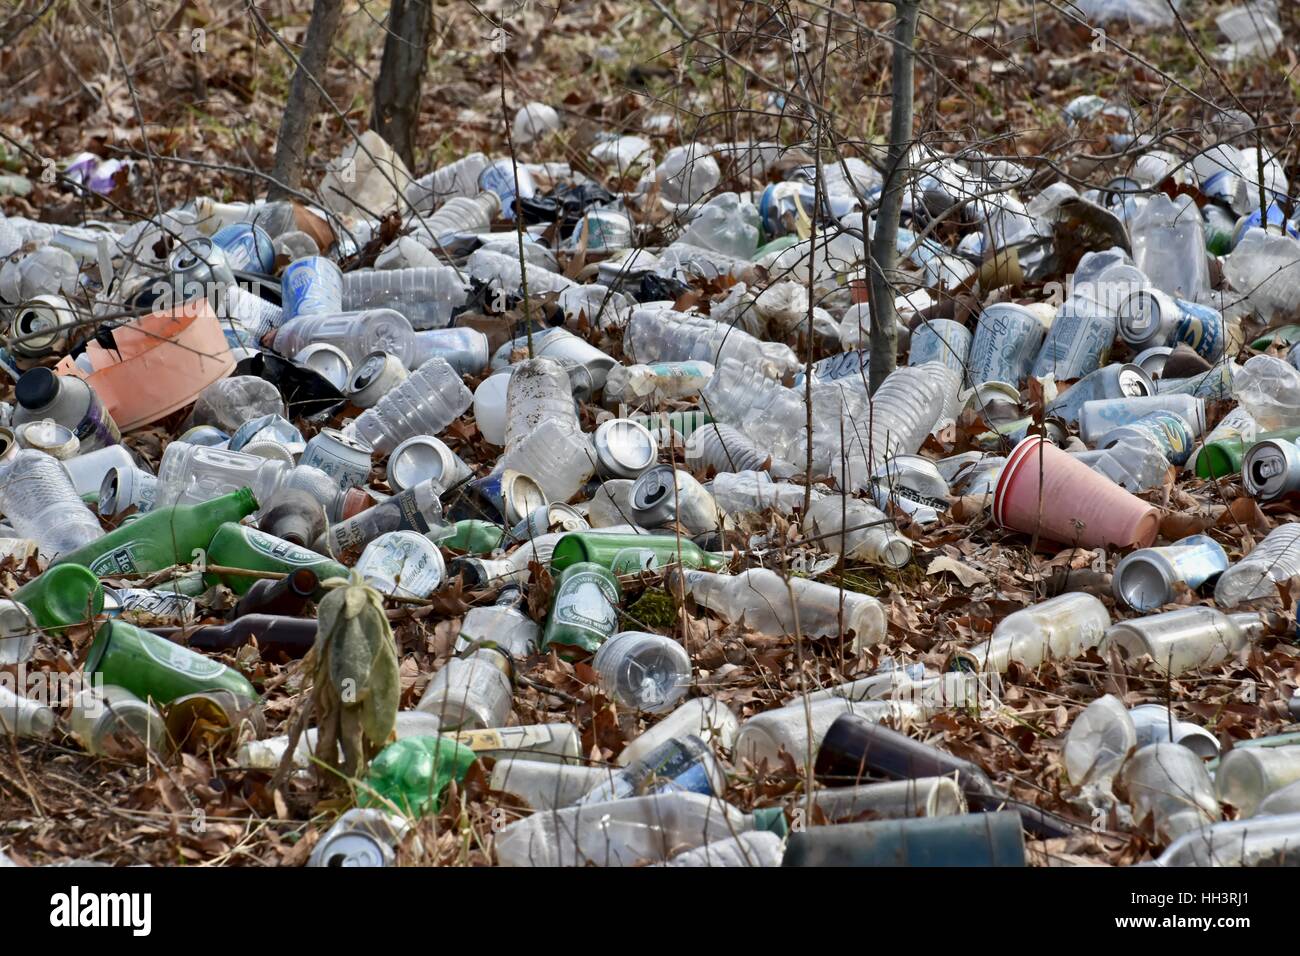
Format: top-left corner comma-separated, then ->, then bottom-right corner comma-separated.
212,222 -> 276,274
1031,297 -> 1117,380
1117,288 -> 1226,361
281,256 -> 343,322
966,303 -> 1046,388
908,319 -> 971,377
759,181 -> 818,241
1098,410 -> 1196,465
1156,361 -> 1235,400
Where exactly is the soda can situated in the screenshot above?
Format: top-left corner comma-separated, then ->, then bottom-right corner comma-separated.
98,465 -> 158,516
1044,363 -> 1154,425
167,237 -> 235,310
460,469 -> 547,527
307,808 -> 413,868
509,503 -> 589,542
1112,534 -> 1230,611
294,343 -> 353,391
1030,298 -> 1117,381
347,350 -> 408,408
300,427 -> 373,489
907,319 -> 971,377
630,465 -> 719,533
965,303 -> 1046,388
1156,362 -> 1235,400
387,435 -> 472,492
592,418 -> 658,480
1116,288 -> 1226,361
478,159 -> 536,220
1078,394 -> 1206,445
1131,346 -> 1173,379
281,256 -> 343,321
355,530 -> 446,599
212,222 -> 276,274
411,327 -> 490,377
1241,438 -> 1300,501
8,294 -> 78,358
1097,410 -> 1196,465
794,349 -> 871,389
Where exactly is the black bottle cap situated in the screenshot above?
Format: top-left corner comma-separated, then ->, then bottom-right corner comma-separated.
15,367 -> 58,409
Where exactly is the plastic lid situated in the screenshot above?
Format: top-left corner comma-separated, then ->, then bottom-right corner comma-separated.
15,367 -> 58,409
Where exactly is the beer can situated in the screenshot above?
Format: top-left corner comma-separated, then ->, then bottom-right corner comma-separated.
794,349 -> 871,389
908,319 -> 972,377
294,343 -> 353,391
167,236 -> 236,312
347,350 -> 408,408
281,256 -> 343,321
387,435 -> 471,492
463,469 -> 546,527
98,465 -> 158,516
411,327 -> 490,377
308,808 -> 412,868
355,530 -> 446,599
1156,362 -> 1235,400
966,303 -> 1046,387
1030,298 -> 1117,381
1241,438 -> 1300,501
1112,534 -> 1229,611
0,426 -> 16,464
1044,363 -> 1154,425
1098,410 -> 1196,465
1132,346 -> 1173,379
630,465 -> 719,534
212,222 -> 276,274
592,418 -> 658,480
1117,288 -> 1225,361
8,294 -> 77,357
112,588 -> 198,626
963,380 -> 1023,427
300,427 -> 373,489
509,502 -> 589,542
478,159 -> 536,220
1078,394 -> 1206,445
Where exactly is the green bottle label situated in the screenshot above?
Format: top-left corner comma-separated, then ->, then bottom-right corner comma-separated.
89,545 -> 145,577
242,527 -> 321,566
552,571 -> 619,637
140,638 -> 227,678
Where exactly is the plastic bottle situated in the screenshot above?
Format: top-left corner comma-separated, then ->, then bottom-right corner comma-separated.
0,684 -> 56,739
466,248 -> 577,296
154,442 -> 348,515
272,309 -> 416,369
412,192 -> 500,245
68,684 -> 167,758
700,357 -> 807,462
1118,742 -> 1219,845
404,152 -> 490,212
1231,353 -> 1300,430
453,585 -> 539,657
358,735 -> 478,818
0,450 -> 104,559
503,358 -> 581,451
345,357 -> 473,455
1215,524 -> 1300,607
591,631 -> 692,714
1223,228 -> 1300,320
202,523 -> 349,595
678,192 -> 760,259
1101,606 -> 1265,676
603,360 -> 715,409
340,266 -> 468,330
497,419 -> 596,504
660,831 -> 785,867
1215,745 -> 1300,818
684,422 -> 798,478
579,734 -> 725,805
834,363 -> 954,485
950,593 -> 1111,674
1129,193 -> 1211,301
188,376 -> 287,434
802,495 -> 913,569
494,791 -> 752,867
669,567 -> 886,649
52,488 -> 257,577
489,758 -> 614,810
1062,694 -> 1136,803
709,471 -> 808,517
317,478 -> 447,561
625,308 -> 799,379
11,368 -> 120,453
416,647 -> 513,730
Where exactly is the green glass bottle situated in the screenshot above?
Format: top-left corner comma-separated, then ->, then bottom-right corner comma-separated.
52,488 -> 259,578
436,519 -> 505,554
549,532 -> 727,573
1196,427 -> 1300,479
541,561 -> 622,656
84,619 -> 258,706
358,735 -> 478,817
203,523 -> 349,595
13,563 -> 105,631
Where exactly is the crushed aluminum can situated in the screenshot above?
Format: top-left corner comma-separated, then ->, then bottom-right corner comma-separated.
281,255 -> 343,321
99,465 -> 158,516
592,418 -> 658,480
1112,534 -> 1230,611
630,465 -> 720,534
355,530 -> 447,599
509,502 -> 589,543
167,236 -> 235,311
1117,288 -> 1226,361
294,343 -> 353,391
1078,394 -> 1206,445
411,327 -> 490,377
387,435 -> 471,492
907,319 -> 972,377
1044,363 -> 1154,425
307,808 -> 415,868
965,303 -> 1046,388
347,350 -> 408,408
1097,410 -> 1196,466
963,380 -> 1023,427
1242,437 -> 1300,501
8,294 -> 77,357
871,455 -> 950,524
300,427 -> 373,489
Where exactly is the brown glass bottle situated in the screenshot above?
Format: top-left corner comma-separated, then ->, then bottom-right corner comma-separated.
152,614 -> 318,663
229,568 -> 322,620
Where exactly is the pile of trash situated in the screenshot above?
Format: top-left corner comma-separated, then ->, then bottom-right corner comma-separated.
2,90 -> 1300,868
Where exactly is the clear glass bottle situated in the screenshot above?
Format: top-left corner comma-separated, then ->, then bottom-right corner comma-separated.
0,684 -> 55,739
415,646 -> 513,730
1062,694 -> 1136,802
1152,812 -> 1300,867
0,449 -> 104,558
953,593 -> 1111,674
1101,606 -> 1264,676
802,495 -> 913,569
1215,745 -> 1300,818
345,357 -> 473,455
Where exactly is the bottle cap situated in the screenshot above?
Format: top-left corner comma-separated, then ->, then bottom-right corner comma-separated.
15,367 -> 58,409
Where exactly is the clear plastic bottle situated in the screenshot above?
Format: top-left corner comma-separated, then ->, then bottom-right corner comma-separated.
618,696 -> 739,767
670,567 -> 886,649
412,192 -> 500,245
155,442 -> 348,516
708,471 -> 808,517
625,308 -> 799,379
497,419 -> 596,503
466,248 -> 576,296
660,831 -> 784,867
802,495 -> 913,569
346,357 -> 473,455
1231,353 -> 1300,430
489,757 -> 614,810
1119,742 -> 1219,845
1223,228 -> 1300,321
504,358 -> 581,452
1130,193 -> 1211,301
952,593 -> 1111,674
416,646 -> 513,730
685,423 -> 799,478
494,790 -> 750,867
1215,745 -> 1300,818
699,358 -> 806,462
1062,694 -> 1136,803
453,586 -> 539,657
592,631 -> 692,714
0,684 -> 56,739
340,266 -> 468,331
837,363 -> 955,485
272,309 -> 416,368
188,376 -> 287,433
1152,812 -> 1300,866
678,192 -> 760,259
603,361 -> 715,409
656,145 -> 721,206
1101,606 -> 1265,676
0,449 -> 104,558
404,153 -> 490,212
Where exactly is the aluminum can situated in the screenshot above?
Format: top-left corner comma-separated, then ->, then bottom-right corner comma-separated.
966,303 -> 1045,387
1098,410 -> 1196,465
300,427 -> 373,489
1112,534 -> 1229,611
281,256 -> 343,321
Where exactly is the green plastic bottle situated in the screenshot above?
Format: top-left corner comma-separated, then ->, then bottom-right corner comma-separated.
541,561 -> 622,655
52,488 -> 259,578
203,523 -> 349,595
358,735 -> 478,817
12,563 -> 105,631
84,619 -> 258,706
549,532 -> 727,573
436,519 -> 505,555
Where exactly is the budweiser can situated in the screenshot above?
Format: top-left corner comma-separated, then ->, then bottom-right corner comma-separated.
1112,534 -> 1229,611
300,427 -> 373,489
1031,297 -> 1116,380
795,349 -> 871,388
908,319 -> 972,377
281,256 -> 343,321
212,222 -> 276,274
509,503 -> 589,542
966,303 -> 1046,388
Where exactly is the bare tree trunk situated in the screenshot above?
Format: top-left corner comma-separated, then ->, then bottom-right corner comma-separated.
268,0 -> 346,200
867,0 -> 920,394
373,0 -> 432,170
